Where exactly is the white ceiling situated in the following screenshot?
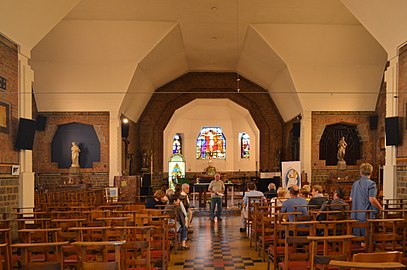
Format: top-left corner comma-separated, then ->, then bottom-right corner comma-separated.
1,0 -> 406,122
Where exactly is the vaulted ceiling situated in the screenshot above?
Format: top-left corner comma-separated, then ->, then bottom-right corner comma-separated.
1,0 -> 406,122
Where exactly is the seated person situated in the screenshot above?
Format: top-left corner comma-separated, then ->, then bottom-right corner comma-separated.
281,185 -> 308,222
308,184 -> 328,209
264,183 -> 277,199
146,190 -> 167,208
240,182 -> 266,232
317,187 -> 349,220
270,187 -> 287,213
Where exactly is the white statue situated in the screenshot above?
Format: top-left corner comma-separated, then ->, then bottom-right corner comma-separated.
337,137 -> 347,161
71,141 -> 80,167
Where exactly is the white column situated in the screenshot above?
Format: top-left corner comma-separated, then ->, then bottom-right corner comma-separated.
18,48 -> 35,209
300,110 -> 312,183
109,111 -> 122,185
383,57 -> 398,199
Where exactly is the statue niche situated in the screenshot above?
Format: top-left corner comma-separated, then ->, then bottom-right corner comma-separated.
319,123 -> 360,166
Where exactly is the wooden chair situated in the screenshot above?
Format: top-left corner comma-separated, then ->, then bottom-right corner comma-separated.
278,220 -> 317,270
245,196 -> 265,237
12,241 -> 68,270
72,241 -> 125,270
329,251 -> 406,269
0,228 -> 12,270
308,234 -> 355,270
252,204 -> 271,249
367,218 -> 404,252
117,226 -> 154,270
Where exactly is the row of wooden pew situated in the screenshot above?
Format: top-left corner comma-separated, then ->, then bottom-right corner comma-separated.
0,202 -> 179,270
243,198 -> 407,269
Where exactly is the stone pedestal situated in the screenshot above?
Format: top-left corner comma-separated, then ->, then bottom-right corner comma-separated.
67,166 -> 80,184
337,160 -> 347,171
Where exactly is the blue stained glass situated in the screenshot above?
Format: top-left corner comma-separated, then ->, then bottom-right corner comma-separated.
241,132 -> 250,158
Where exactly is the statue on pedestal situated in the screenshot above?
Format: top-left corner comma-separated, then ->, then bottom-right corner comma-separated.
337,136 -> 347,170
71,141 -> 81,168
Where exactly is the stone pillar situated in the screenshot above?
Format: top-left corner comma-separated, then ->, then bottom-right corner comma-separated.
109,111 -> 122,185
300,110 -> 312,183
383,57 -> 398,199
18,47 -> 35,210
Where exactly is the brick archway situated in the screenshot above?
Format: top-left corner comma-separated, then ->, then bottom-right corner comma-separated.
135,72 -> 283,175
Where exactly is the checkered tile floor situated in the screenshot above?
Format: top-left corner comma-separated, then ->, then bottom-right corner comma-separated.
169,215 -> 267,269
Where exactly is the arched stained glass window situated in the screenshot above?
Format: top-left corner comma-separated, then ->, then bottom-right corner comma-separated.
168,154 -> 185,189
241,132 -> 250,158
196,127 -> 226,160
172,133 -> 182,154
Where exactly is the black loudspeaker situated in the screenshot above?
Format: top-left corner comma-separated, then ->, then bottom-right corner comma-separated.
15,118 -> 36,150
36,115 -> 47,131
369,115 -> 378,130
121,123 -> 129,138
142,173 -> 151,187
385,117 -> 400,146
293,122 -> 300,137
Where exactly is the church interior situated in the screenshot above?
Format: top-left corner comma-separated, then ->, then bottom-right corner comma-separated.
1,0 -> 407,269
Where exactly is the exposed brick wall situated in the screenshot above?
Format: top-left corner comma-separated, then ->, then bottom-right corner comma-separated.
283,117 -> 301,162
396,44 -> 407,199
0,34 -> 19,171
0,34 -> 19,211
311,111 -> 376,186
397,45 -> 407,159
33,112 -> 110,190
131,72 -> 284,187
374,79 -> 386,166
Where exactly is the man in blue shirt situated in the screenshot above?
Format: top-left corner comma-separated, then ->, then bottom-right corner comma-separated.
350,163 -> 383,236
281,185 -> 308,222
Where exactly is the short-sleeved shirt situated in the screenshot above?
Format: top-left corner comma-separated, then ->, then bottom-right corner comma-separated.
208,180 -> 225,198
281,197 -> 308,222
350,176 -> 377,220
243,190 -> 265,211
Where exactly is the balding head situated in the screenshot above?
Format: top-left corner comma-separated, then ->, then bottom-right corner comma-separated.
289,185 -> 300,197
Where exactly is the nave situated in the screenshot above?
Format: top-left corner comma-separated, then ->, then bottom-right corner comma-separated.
169,214 -> 267,269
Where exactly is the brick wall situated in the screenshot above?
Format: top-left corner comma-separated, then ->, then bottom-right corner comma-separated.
130,72 -> 284,187
311,111 -> 376,187
33,112 -> 110,190
396,43 -> 407,198
0,34 -> 19,210
0,34 -> 18,170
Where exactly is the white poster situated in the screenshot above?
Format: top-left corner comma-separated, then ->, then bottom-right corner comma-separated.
281,161 -> 301,189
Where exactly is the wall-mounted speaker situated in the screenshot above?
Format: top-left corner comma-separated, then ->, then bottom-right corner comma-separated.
15,118 -> 36,150
121,123 -> 129,138
385,117 -> 400,146
293,122 -> 300,137
369,115 -> 378,130
36,115 -> 47,131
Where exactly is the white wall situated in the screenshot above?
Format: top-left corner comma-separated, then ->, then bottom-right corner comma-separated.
163,99 -> 259,173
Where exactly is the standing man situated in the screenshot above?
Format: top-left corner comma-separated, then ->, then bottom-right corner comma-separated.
208,173 -> 225,222
180,183 -> 193,228
350,163 -> 383,236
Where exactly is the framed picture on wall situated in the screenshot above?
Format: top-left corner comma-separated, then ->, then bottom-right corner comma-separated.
0,101 -> 10,134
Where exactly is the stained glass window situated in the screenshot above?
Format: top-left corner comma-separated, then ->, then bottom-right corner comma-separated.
172,133 -> 182,154
196,127 -> 226,160
168,154 -> 185,189
241,132 -> 250,158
